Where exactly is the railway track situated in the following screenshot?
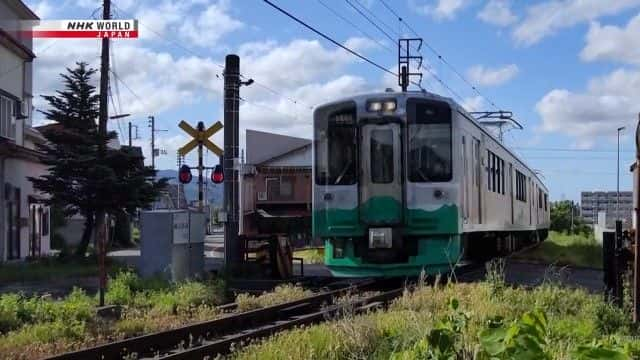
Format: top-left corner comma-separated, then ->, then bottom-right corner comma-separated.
47,278 -> 398,360
47,251 -> 532,360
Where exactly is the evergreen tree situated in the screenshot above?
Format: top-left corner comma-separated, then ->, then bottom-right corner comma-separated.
29,62 -> 166,256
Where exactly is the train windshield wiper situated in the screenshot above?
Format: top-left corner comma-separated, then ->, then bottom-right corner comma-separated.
334,160 -> 352,184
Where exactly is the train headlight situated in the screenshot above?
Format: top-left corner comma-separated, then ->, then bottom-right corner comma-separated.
367,99 -> 396,113
368,101 -> 382,112
382,100 -> 397,112
369,228 -> 392,249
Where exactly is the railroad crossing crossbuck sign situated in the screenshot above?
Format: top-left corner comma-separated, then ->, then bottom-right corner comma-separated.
178,120 -> 223,156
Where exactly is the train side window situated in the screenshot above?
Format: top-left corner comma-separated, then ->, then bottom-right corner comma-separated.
515,170 -> 526,202
538,188 -> 543,209
544,193 -> 548,210
314,106 -> 357,185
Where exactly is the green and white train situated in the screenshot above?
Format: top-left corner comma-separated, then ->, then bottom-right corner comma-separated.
313,90 -> 550,277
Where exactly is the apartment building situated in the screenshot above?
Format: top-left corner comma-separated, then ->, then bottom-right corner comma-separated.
580,191 -> 633,228
0,0 -> 50,261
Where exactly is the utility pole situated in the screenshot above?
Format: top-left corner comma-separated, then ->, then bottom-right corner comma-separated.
97,0 -> 111,307
149,116 -> 155,170
223,54 -> 253,272
197,121 -> 205,211
618,126 -> 625,221
128,122 -> 132,147
634,113 -> 640,323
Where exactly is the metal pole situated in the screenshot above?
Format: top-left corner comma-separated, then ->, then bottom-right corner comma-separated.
634,114 -> 640,322
617,126 -> 626,222
128,122 -> 132,147
149,116 -> 155,170
197,121 -> 204,212
97,0 -> 111,307
224,54 -> 240,271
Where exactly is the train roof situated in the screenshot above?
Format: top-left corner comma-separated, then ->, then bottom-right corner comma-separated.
314,89 -> 548,192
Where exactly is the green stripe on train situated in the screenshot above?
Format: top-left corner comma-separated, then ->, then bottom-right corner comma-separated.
313,199 -> 459,237
324,234 -> 461,277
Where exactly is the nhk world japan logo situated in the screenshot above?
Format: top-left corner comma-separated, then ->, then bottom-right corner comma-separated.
29,20 -> 138,38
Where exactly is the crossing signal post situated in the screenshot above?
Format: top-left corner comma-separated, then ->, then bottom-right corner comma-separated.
178,120 -> 223,211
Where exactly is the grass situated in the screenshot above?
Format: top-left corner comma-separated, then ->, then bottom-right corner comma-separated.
0,257 -> 119,284
293,247 -> 324,264
0,270 -> 314,359
235,284 -> 312,312
234,263 -> 638,359
514,231 -> 603,268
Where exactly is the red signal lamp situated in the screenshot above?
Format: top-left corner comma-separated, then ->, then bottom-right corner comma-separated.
178,165 -> 192,184
211,164 -> 224,184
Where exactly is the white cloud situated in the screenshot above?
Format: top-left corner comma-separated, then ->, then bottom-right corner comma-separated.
536,68 -> 640,148
467,64 -> 519,87
29,0 -> 54,18
581,12 -> 640,65
478,0 -> 517,27
178,1 -> 243,48
411,0 -> 470,20
461,96 -> 486,112
513,0 -> 640,46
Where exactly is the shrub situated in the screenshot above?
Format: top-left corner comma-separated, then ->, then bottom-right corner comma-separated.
236,284 -> 311,312
0,293 -> 22,333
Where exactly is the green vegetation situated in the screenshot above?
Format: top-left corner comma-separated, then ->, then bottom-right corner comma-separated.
294,247 -> 324,264
235,264 -> 636,359
515,231 -> 602,268
551,200 -> 591,236
0,270 -> 315,359
235,284 -> 312,312
30,62 -> 166,257
0,270 -> 225,359
0,257 -> 119,283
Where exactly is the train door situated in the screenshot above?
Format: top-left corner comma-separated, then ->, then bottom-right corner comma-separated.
509,163 -> 514,224
473,137 -> 481,223
462,136 -> 469,222
360,122 -> 402,225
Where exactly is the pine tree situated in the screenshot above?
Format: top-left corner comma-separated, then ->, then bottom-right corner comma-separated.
29,62 -> 167,256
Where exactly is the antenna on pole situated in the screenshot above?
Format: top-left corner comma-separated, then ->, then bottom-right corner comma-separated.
398,38 -> 423,92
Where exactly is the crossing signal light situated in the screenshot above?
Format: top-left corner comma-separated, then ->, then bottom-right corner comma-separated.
211,164 -> 224,184
179,165 -> 192,184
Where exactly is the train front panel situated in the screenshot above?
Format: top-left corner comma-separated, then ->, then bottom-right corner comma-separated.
313,93 -> 462,277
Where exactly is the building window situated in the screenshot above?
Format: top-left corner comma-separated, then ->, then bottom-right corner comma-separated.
279,176 -> 294,199
0,95 -> 15,140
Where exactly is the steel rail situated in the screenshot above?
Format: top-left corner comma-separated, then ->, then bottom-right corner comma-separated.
157,288 -> 405,360
47,280 -> 375,360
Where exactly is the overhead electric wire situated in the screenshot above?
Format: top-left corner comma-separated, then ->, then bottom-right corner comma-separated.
263,0 -> 396,77
316,0 -> 393,53
111,1 -> 316,114
345,0 -> 396,45
376,0 -> 500,111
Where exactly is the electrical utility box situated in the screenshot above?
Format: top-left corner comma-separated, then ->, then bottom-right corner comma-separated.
139,210 -> 206,281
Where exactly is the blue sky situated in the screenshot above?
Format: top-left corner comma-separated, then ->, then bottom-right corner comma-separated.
23,0 -> 640,201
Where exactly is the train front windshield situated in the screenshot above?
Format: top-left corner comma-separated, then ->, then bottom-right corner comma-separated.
407,100 -> 452,182
315,105 -> 357,186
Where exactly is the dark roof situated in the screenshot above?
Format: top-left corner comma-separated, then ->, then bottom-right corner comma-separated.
0,28 -> 35,60
5,0 -> 40,20
246,129 -> 310,165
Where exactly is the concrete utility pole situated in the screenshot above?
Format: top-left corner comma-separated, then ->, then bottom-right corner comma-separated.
97,0 -> 111,307
149,115 -> 155,170
223,55 -> 242,271
634,113 -> 640,323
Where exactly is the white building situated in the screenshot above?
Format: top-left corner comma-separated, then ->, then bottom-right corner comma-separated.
0,0 -> 50,261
